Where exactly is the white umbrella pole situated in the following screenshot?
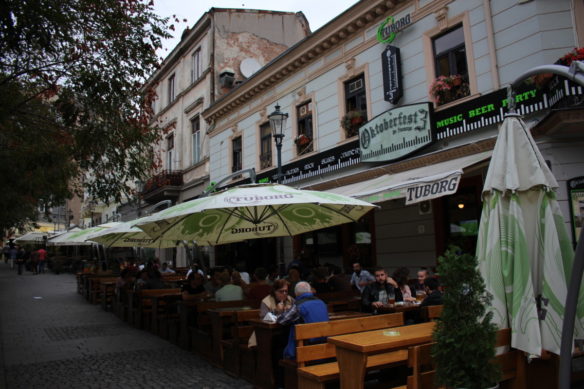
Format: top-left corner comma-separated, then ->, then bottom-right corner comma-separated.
559,227 -> 584,389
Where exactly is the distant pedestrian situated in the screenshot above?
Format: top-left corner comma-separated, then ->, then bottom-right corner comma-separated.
16,246 -> 27,275
37,247 -> 48,274
9,245 -> 18,270
2,245 -> 9,263
30,250 -> 39,274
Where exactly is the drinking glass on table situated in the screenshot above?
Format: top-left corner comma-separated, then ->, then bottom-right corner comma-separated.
388,291 -> 396,306
416,290 -> 426,303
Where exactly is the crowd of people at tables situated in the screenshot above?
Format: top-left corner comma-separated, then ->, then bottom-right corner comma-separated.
114,258 -> 442,322
113,258 -> 443,385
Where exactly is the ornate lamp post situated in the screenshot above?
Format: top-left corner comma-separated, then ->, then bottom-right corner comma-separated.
268,104 -> 288,184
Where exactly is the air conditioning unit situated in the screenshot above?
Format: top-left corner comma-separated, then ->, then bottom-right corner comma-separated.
418,201 -> 432,215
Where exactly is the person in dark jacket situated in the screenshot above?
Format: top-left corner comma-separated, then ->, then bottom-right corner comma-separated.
361,267 -> 403,313
420,277 -> 442,308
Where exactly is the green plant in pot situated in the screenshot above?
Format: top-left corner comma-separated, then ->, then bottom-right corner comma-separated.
432,246 -> 501,389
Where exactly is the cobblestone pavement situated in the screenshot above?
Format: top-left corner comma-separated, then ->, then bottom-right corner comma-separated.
0,262 -> 253,389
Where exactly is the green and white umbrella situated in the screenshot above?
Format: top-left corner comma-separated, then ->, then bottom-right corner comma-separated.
476,115 -> 580,356
14,231 -> 59,244
136,183 -> 376,246
48,224 -> 120,246
85,217 -> 177,248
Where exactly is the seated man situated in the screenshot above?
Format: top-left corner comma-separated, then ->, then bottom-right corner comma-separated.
361,267 -> 403,313
160,262 -> 175,274
278,281 -> 329,359
215,271 -> 244,301
350,262 -> 375,293
420,277 -> 442,308
413,268 -> 430,292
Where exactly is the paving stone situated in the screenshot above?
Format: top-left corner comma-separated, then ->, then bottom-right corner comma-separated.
0,263 -> 253,388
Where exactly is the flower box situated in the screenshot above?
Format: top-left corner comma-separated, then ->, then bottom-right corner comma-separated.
341,111 -> 366,138
429,74 -> 470,106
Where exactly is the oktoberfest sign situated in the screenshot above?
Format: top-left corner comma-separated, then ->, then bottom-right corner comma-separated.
359,102 -> 434,163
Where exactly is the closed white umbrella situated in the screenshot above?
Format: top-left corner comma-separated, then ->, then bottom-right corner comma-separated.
477,115 -> 579,356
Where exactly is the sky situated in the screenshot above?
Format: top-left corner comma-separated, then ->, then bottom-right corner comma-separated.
153,0 -> 360,55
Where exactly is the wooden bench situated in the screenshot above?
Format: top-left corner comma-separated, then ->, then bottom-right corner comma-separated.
99,280 -> 117,311
395,328 -> 526,389
130,288 -> 181,330
419,305 -> 443,322
88,276 -> 117,304
282,312 -> 405,389
221,309 -> 261,379
187,300 -> 259,360
151,293 -> 183,341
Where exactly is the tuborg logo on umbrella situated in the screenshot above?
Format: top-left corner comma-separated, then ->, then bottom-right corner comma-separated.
231,222 -> 278,235
224,194 -> 294,205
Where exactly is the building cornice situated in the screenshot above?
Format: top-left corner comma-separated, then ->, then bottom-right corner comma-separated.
203,0 -> 416,126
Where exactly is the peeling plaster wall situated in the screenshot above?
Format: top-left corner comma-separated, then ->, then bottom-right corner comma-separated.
213,11 -> 309,98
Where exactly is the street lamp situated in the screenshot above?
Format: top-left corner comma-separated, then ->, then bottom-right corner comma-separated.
268,104 -> 288,184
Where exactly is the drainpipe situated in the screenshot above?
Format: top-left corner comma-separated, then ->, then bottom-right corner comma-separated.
483,0 -> 500,90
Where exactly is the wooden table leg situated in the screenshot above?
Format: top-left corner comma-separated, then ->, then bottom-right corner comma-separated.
151,297 -> 160,334
210,313 -> 228,367
254,325 -> 283,389
336,347 -> 368,389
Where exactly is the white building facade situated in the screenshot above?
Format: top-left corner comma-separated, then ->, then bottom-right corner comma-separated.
139,8 -> 310,266
203,0 -> 584,274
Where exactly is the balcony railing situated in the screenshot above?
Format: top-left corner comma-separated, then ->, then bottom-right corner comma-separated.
142,170 -> 183,195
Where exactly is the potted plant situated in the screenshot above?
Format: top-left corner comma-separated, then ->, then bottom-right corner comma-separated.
429,74 -> 470,105
341,111 -> 365,138
295,133 -> 312,155
529,47 -> 584,89
432,246 -> 501,389
294,133 -> 311,147
555,46 -> 584,66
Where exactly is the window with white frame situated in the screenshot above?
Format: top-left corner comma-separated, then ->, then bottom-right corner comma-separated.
166,134 -> 174,171
191,49 -> 201,83
168,74 -> 175,104
296,101 -> 313,155
259,122 -> 272,170
431,24 -> 470,105
191,115 -> 201,165
232,136 -> 242,172
343,74 -> 367,138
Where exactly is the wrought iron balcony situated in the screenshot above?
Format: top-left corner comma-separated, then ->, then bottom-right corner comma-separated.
141,170 -> 183,203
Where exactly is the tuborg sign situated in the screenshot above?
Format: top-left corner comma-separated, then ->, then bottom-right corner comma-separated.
359,102 -> 434,163
377,13 -> 412,44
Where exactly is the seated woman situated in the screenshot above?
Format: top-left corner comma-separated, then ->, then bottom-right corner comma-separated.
392,267 -> 416,303
259,279 -> 294,319
182,272 -> 208,301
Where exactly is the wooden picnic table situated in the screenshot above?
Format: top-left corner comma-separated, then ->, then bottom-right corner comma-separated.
250,310 -> 370,389
328,321 -> 435,389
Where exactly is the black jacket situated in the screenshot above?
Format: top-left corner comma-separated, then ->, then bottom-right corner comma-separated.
420,290 -> 443,308
361,281 -> 403,312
